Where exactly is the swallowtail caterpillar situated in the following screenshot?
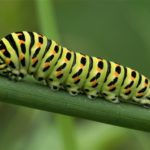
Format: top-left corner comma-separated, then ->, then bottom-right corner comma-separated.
0,31 -> 149,107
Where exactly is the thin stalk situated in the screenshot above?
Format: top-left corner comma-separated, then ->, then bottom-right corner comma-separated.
0,78 -> 150,132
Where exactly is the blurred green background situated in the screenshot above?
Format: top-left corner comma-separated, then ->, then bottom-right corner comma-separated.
0,0 -> 150,150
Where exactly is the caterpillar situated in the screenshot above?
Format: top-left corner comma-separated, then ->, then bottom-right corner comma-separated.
0,31 -> 150,107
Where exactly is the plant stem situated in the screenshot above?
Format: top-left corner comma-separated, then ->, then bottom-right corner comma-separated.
0,78 -> 150,132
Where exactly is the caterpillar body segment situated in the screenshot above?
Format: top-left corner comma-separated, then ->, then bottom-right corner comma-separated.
48,47 -> 74,91
0,31 -> 150,107
66,53 -> 90,96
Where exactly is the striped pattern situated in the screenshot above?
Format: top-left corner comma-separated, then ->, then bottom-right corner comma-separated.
0,31 -> 150,107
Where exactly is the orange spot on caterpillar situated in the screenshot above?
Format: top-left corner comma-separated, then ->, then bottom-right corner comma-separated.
64,58 -> 68,62
56,70 -> 63,76
19,53 -> 24,60
44,62 -> 50,68
36,42 -> 42,48
32,57 -> 38,64
5,58 -> 10,64
125,88 -> 131,93
144,83 -> 148,87
114,72 -> 119,77
131,77 -> 135,81
91,80 -> 97,86
97,67 -> 101,72
73,76 -> 80,81
80,64 -> 84,68
109,85 -> 116,90
51,50 -> 56,55
19,40 -> 25,44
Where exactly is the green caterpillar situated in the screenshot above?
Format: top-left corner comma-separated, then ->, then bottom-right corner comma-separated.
0,31 -> 150,107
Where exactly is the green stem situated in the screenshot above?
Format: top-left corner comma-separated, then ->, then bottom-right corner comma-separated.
35,0 -> 77,150
0,78 -> 150,132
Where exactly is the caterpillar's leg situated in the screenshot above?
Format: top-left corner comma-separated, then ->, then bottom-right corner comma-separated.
46,80 -> 61,91
67,86 -> 80,96
6,69 -> 21,81
9,72 -> 26,81
85,90 -> 99,99
102,91 -> 119,103
51,85 -> 60,91
0,68 -> 18,81
87,94 -> 97,99
42,80 -> 47,86
132,96 -> 150,108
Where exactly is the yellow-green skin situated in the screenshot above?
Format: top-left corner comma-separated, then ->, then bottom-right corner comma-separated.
0,31 -> 150,107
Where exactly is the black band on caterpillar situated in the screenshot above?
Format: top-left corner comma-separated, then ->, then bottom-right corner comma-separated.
0,31 -> 150,107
